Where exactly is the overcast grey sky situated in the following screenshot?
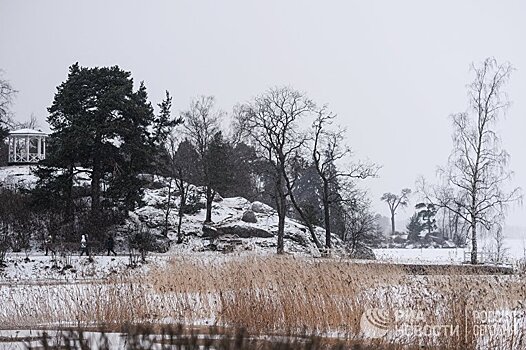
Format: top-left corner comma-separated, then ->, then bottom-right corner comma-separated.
1,0 -> 525,227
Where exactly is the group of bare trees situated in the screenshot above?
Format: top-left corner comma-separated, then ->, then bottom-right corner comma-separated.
379,59 -> 522,264
160,95 -> 218,242
158,87 -> 381,254
235,87 -> 379,254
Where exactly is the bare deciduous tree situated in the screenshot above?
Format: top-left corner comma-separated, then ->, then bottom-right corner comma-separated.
311,107 -> 379,249
342,188 -> 381,252
13,113 -> 39,130
236,86 -> 321,253
166,137 -> 200,243
435,58 -> 522,264
182,96 -> 222,223
0,71 -> 17,137
381,188 -> 411,235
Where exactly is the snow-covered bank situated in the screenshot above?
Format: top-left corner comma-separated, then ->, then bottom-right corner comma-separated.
374,236 -> 526,265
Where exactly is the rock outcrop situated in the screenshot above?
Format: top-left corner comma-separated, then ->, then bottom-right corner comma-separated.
241,210 -> 257,223
202,223 -> 273,239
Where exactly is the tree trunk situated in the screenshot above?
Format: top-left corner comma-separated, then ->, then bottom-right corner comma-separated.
390,212 -> 395,235
91,155 -> 101,222
164,178 -> 172,236
470,220 -> 478,264
277,205 -> 286,254
276,178 -> 286,254
205,185 -> 213,223
176,179 -> 186,244
65,163 -> 75,222
322,180 -> 331,249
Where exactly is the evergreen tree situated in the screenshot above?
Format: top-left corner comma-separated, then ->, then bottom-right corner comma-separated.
406,213 -> 423,241
207,131 -> 236,197
415,202 -> 437,235
35,63 -> 176,238
228,142 -> 259,201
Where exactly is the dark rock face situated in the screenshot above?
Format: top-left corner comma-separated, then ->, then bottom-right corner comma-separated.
283,232 -> 310,247
220,225 -> 274,238
202,224 -> 273,239
241,210 -> 257,223
202,225 -> 219,238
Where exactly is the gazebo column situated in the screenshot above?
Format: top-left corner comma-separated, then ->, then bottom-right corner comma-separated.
26,135 -> 30,162
43,138 -> 46,159
7,136 -> 11,162
13,137 -> 17,162
37,136 -> 42,159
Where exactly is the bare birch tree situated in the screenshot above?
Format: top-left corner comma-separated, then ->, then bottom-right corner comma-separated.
437,58 -> 522,264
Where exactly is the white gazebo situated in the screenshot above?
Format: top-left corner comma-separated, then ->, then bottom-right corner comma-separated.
7,128 -> 48,164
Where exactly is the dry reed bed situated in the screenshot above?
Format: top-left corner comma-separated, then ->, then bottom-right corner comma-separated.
1,254 -> 525,349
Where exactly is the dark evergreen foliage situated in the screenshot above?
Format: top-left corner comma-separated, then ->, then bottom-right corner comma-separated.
415,202 -> 437,235
406,213 -> 423,241
33,63 -> 178,239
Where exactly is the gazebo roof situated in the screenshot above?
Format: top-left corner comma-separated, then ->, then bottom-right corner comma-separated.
8,128 -> 48,136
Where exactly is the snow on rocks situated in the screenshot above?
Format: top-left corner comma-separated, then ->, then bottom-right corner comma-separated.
250,201 -> 273,214
0,167 -> 353,259
0,165 -> 38,189
130,184 -> 342,256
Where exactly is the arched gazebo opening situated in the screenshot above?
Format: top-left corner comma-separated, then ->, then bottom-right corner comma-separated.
7,128 -> 48,164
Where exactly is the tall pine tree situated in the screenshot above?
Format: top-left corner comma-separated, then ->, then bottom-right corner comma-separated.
35,63 -> 176,239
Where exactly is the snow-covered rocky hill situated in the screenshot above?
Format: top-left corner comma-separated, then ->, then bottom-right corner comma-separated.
0,166 -> 371,258
129,177 -> 352,256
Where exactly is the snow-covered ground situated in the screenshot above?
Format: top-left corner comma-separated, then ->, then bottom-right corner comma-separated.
0,165 -> 38,189
373,247 -> 466,264
0,253 -> 165,283
374,237 -> 526,265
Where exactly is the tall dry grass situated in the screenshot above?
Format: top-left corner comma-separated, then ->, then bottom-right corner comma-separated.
2,254 -> 525,349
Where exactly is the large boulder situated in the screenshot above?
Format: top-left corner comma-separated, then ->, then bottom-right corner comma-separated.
251,201 -> 273,214
220,225 -> 274,238
241,210 -> 257,223
202,225 -> 219,238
